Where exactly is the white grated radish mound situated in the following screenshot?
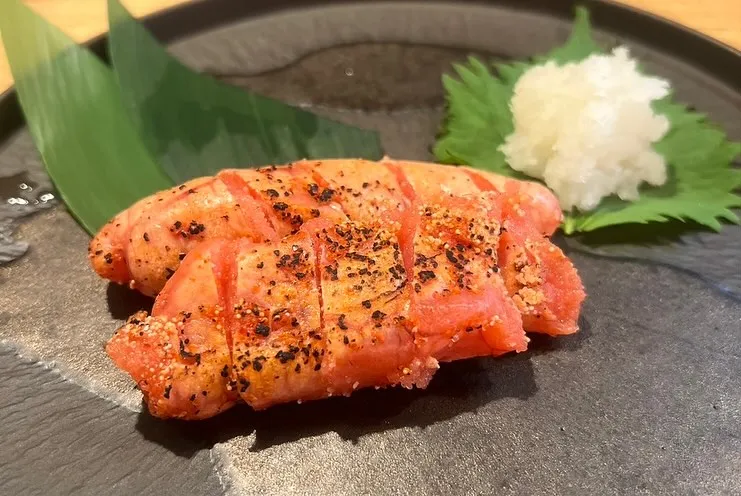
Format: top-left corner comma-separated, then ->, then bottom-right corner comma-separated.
500,47 -> 671,212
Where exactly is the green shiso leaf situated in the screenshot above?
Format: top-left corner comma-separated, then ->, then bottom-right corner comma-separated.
0,0 -> 172,234
434,6 -> 741,234
107,0 -> 383,184
434,58 -> 522,178
544,6 -> 603,64
562,114 -> 741,234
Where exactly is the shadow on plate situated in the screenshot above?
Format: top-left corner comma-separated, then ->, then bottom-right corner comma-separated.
134,321 -> 591,457
106,283 -> 154,320
561,221 -> 711,248
526,315 -> 592,356
559,227 -> 741,303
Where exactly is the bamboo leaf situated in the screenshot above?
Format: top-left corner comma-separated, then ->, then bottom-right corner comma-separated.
0,0 -> 172,234
107,0 -> 383,183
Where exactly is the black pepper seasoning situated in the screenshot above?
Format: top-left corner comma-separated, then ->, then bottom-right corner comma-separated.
275,350 -> 296,363
255,323 -> 270,337
371,310 -> 386,320
318,188 -> 335,202
188,221 -> 206,235
337,314 -> 349,330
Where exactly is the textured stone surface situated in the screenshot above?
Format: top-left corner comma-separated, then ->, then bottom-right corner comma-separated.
0,1 -> 740,495
0,347 -> 224,496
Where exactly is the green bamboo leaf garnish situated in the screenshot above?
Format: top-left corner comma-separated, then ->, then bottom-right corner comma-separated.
0,0 -> 172,234
107,0 -> 383,184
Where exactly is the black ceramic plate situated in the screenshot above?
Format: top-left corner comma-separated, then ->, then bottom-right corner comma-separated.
1,1 -> 740,494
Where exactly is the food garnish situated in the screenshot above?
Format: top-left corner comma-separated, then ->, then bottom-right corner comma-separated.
501,47 -> 671,212
434,7 -> 741,234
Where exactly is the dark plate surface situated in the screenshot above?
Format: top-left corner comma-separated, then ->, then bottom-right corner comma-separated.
1,1 -> 740,494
